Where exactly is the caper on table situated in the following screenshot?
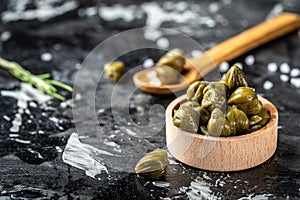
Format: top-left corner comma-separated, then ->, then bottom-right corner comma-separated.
104,61 -> 124,82
135,149 -> 169,179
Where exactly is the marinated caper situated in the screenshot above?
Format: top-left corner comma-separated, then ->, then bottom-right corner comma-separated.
224,65 -> 248,91
228,87 -> 262,115
201,82 -> 227,110
181,102 -> 210,124
207,108 -> 231,137
257,107 -> 270,127
135,149 -> 169,179
104,61 -> 124,82
155,65 -> 179,85
249,115 -> 263,126
157,48 -> 185,72
226,106 -> 249,135
186,81 -> 207,102
173,105 -> 199,133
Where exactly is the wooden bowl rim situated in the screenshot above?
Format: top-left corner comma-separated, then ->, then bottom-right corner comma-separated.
166,94 -> 278,142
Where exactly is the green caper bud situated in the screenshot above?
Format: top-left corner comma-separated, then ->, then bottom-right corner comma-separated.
249,115 -> 263,126
202,82 -> 227,110
198,106 -> 211,124
135,150 -> 169,179
228,87 -> 262,115
181,101 -> 200,108
186,81 -> 207,102
226,106 -> 249,135
224,65 -> 248,91
157,48 -> 185,72
207,108 -> 231,136
248,125 -> 262,132
173,105 -> 199,133
155,65 -> 179,85
104,61 -> 124,82
181,102 -> 210,124
200,125 -> 209,135
257,107 -> 270,127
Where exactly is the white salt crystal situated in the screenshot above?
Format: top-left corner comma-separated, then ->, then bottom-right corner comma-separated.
234,62 -> 243,70
280,74 -> 289,82
290,78 -> 300,88
245,55 -> 255,66
149,78 -> 162,86
219,62 -> 229,73
146,70 -> 157,79
29,102 -> 37,108
156,37 -> 169,49
53,43 -> 61,50
85,7 -> 97,16
75,63 -> 82,69
280,63 -> 290,74
208,3 -> 219,13
191,50 -> 202,58
290,68 -> 300,77
267,62 -> 278,72
263,80 -> 273,90
143,58 -> 154,68
41,52 -> 53,62
1,31 -> 11,42
3,115 -> 10,121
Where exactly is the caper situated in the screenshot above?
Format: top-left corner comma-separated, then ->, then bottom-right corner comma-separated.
198,106 -> 211,124
104,61 -> 124,82
157,48 -> 185,72
186,81 -> 207,102
228,87 -> 262,115
155,65 -> 179,85
201,82 -> 227,110
249,115 -> 263,126
207,108 -> 231,137
135,149 -> 169,179
173,105 -> 199,133
226,106 -> 249,135
257,107 -> 270,127
248,124 -> 262,132
224,65 -> 248,91
200,125 -> 209,135
181,102 -> 210,124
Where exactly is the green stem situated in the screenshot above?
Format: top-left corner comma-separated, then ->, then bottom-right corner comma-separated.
0,57 -> 73,101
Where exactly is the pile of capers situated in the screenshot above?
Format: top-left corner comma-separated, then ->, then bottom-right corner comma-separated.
173,65 -> 270,137
150,48 -> 185,85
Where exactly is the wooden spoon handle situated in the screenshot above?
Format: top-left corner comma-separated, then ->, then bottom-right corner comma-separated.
189,12 -> 300,76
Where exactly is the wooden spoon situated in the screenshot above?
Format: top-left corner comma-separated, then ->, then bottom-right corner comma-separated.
133,12 -> 300,94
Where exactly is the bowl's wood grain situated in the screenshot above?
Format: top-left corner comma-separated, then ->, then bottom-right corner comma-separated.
166,95 -> 278,172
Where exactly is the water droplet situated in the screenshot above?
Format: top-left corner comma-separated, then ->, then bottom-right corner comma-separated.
280,74 -> 289,82
1,31 -> 11,42
267,62 -> 277,72
245,55 -> 255,66
143,58 -> 154,68
280,63 -> 290,74
290,68 -> 300,77
41,52 -> 53,62
290,78 -> 300,88
219,62 -> 229,73
156,37 -> 169,49
263,80 -> 273,90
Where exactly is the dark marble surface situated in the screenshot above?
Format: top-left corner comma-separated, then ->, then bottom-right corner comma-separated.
1,0 -> 300,199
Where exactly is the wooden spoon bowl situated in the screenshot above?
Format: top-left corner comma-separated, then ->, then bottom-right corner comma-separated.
166,95 -> 278,172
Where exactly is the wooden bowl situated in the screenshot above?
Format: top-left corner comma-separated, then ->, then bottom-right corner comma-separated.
166,95 -> 278,172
